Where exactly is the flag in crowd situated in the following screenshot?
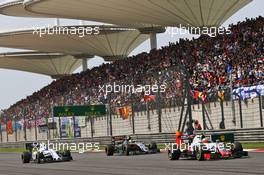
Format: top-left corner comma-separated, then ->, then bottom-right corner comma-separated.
192,90 -> 207,102
218,90 -> 225,101
233,85 -> 264,100
144,95 -> 156,102
7,120 -> 13,135
116,106 -> 132,120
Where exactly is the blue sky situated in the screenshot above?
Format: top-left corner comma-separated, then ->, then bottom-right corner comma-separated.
0,0 -> 264,110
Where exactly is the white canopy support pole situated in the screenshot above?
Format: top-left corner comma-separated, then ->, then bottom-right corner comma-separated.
82,58 -> 88,71
74,55 -> 94,72
55,18 -> 60,26
79,20 -> 85,25
150,32 -> 157,50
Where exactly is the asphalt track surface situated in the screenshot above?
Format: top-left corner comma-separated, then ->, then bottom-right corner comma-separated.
0,152 -> 263,175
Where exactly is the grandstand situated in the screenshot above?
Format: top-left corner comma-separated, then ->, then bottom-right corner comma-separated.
0,16 -> 263,142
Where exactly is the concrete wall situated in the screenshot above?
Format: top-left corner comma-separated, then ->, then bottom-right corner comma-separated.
1,98 -> 263,143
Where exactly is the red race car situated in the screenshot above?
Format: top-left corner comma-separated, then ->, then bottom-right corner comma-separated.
168,132 -> 248,161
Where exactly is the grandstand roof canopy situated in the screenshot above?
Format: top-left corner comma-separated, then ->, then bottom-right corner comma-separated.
0,0 -> 54,18
0,25 -> 149,61
14,0 -> 253,27
0,51 -> 81,78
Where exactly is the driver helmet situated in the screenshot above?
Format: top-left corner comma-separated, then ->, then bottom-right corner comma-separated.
202,138 -> 209,143
40,143 -> 48,150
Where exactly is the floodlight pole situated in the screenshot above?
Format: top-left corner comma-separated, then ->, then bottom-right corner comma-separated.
169,54 -> 193,132
230,73 -> 236,125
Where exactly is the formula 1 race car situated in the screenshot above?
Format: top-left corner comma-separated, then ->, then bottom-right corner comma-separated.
21,143 -> 73,164
168,132 -> 248,161
105,136 -> 159,156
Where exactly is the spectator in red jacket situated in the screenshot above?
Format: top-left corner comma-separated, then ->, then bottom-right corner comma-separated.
194,120 -> 202,131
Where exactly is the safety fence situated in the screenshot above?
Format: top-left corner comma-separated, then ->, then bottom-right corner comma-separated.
1,128 -> 264,149
0,94 -> 263,143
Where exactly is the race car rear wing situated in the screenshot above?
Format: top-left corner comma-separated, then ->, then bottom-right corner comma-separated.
111,135 -> 128,144
210,133 -> 234,143
25,143 -> 35,152
25,142 -> 41,152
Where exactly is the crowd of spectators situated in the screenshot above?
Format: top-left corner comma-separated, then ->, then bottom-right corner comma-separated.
2,16 -> 264,121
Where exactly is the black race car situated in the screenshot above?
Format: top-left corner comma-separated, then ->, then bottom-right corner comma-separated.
105,136 -> 159,156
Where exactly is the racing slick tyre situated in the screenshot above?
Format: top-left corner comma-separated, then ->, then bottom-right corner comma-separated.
196,148 -> 205,161
234,142 -> 243,152
168,149 -> 181,160
243,151 -> 248,156
106,145 -> 114,156
36,152 -> 43,164
62,150 -> 73,160
150,142 -> 158,153
22,152 -> 31,163
233,142 -> 244,158
125,145 -> 131,156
